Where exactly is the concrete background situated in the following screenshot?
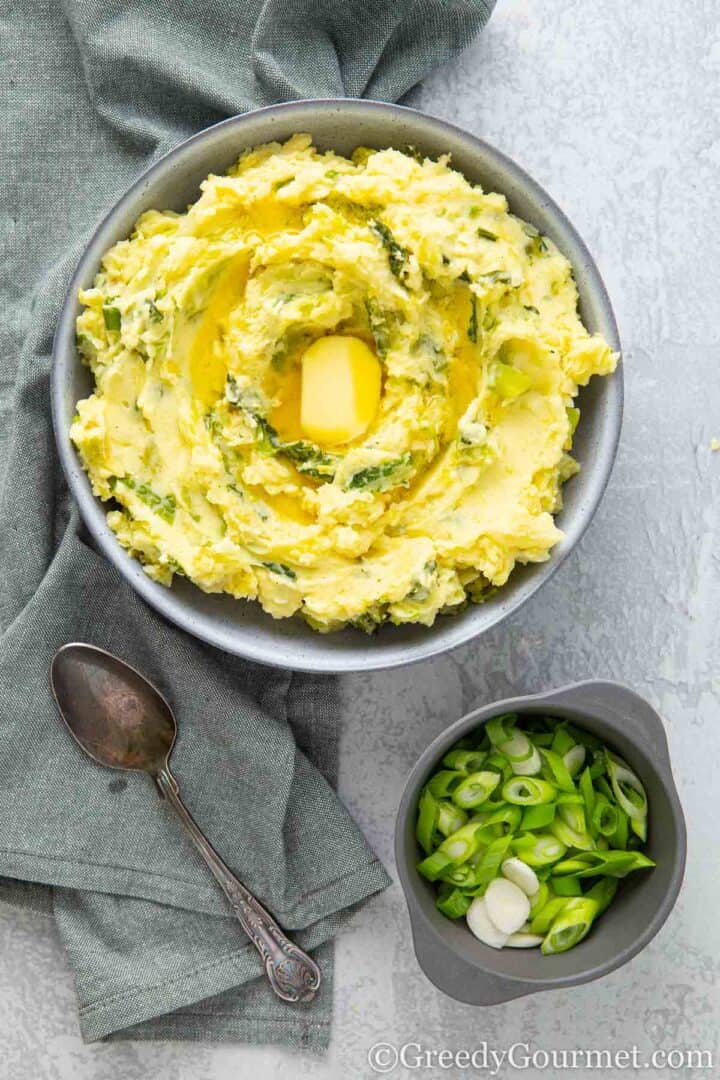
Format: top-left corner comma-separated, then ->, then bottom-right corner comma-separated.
2,1 -> 719,1076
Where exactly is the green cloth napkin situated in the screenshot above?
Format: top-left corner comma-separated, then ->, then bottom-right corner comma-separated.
0,0 -> 495,1048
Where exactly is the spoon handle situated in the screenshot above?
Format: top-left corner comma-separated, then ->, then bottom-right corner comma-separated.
155,766 -> 321,1004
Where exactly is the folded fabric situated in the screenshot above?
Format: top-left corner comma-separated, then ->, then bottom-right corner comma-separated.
0,0 -> 495,1047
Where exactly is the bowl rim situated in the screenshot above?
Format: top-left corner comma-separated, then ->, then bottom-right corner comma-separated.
51,97 -> 623,673
393,681 -> 687,998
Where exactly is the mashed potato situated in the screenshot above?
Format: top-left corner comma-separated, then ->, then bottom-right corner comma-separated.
71,135 -> 617,632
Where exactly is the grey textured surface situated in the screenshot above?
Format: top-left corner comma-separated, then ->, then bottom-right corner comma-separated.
2,0 -> 719,1075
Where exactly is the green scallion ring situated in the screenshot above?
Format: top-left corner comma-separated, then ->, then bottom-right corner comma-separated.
502,776 -> 557,805
452,770 -> 501,809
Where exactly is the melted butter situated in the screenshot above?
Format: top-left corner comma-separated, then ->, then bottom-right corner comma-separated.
265,490 -> 314,525
187,259 -> 249,407
268,362 -> 303,441
448,349 -> 479,424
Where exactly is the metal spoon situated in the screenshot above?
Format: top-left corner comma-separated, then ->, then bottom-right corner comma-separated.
50,642 -> 321,1004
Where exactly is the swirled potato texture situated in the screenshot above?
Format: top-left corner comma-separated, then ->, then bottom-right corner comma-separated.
71,135 -> 617,632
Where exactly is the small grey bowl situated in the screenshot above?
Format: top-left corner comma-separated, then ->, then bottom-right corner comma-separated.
394,681 -> 686,1004
52,99 -> 622,673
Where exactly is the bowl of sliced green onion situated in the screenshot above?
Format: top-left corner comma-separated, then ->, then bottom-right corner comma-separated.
395,681 -> 686,1004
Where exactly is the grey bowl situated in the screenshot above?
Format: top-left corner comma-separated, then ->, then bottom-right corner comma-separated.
52,99 -> 622,673
394,681 -> 686,1004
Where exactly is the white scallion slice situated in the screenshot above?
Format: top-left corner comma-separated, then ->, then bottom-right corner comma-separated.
505,930 -> 544,948
500,732 -> 542,776
511,744 -> 543,776
485,878 -> 531,935
606,752 -> 648,822
501,857 -> 540,897
486,716 -> 541,775
466,896 -> 509,949
563,744 -> 586,776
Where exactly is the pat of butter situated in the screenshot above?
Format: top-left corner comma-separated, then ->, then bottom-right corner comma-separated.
300,335 -> 381,445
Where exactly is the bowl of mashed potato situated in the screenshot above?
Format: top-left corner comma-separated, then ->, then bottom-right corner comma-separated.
53,100 -> 622,672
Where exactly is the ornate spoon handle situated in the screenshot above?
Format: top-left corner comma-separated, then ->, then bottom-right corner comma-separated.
155,766 -> 321,1003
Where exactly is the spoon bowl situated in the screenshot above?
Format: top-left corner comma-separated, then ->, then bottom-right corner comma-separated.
51,643 -> 176,774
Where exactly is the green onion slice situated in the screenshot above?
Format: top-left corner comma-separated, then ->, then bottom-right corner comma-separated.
556,791 -> 583,806
549,816 -> 595,852
552,850 -> 655,878
427,770 -> 464,797
440,862 -> 481,888
630,815 -> 648,842
483,751 -> 513,780
520,803 -> 556,830
585,877 -> 619,916
481,791 -> 512,812
609,807 -> 630,850
578,766 -> 595,822
556,795 -> 588,836
416,788 -> 439,854
436,888 -> 472,919
485,713 -> 516,745
102,304 -> 121,331
473,834 -> 514,886
502,776 -> 557,805
591,795 -> 619,837
436,801 -> 468,838
528,881 -> 551,917
530,896 -> 569,935
588,751 -> 606,779
438,822 -> 485,864
563,744 -> 586,777
417,850 -> 453,881
539,747 -> 576,793
512,832 -> 567,867
528,731 -> 554,747
566,406 -> 581,435
595,775 -> 614,802
442,748 -> 487,773
606,753 -> 648,822
472,804 -> 523,834
474,825 -> 505,847
541,898 -> 599,954
551,875 -> 583,897
452,770 -> 501,809
487,714 -> 541,776
551,724 -> 576,756
565,724 -> 603,751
